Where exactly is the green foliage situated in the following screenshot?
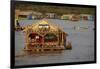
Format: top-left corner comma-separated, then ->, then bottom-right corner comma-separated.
15,4 -> 95,15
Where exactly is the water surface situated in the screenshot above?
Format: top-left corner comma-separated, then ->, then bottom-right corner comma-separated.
15,19 -> 94,66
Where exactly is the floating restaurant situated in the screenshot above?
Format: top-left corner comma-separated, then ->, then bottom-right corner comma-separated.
23,20 -> 72,52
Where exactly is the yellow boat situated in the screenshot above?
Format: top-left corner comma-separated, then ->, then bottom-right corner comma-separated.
23,20 -> 72,52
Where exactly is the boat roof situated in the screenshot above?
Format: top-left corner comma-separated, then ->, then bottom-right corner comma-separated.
23,19 -> 68,35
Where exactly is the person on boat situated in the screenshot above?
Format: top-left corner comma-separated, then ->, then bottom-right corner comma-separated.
16,19 -> 20,27
15,19 -> 23,30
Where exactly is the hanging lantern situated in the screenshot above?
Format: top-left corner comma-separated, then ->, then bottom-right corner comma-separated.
36,36 -> 39,39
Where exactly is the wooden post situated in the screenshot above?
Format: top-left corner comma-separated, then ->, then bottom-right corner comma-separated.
57,34 -> 59,46
62,32 -> 63,45
25,31 -> 30,50
42,35 -> 44,47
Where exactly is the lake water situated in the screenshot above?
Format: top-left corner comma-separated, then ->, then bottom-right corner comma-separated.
15,19 -> 94,66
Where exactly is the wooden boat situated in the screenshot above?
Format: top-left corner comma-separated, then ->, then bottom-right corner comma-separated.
66,41 -> 72,50
23,20 -> 72,52
15,19 -> 24,31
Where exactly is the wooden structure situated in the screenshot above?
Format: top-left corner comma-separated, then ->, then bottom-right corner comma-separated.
61,14 -> 73,20
18,10 -> 33,19
15,9 -> 20,19
70,14 -> 80,21
15,9 -> 43,20
15,19 -> 23,31
23,20 -> 69,52
61,14 -> 80,21
80,14 -> 94,21
45,13 -> 56,19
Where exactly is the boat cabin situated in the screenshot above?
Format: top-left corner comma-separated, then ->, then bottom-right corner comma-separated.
23,20 -> 68,52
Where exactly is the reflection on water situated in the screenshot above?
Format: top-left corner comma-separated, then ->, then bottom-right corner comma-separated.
15,19 -> 94,66
15,50 -> 64,57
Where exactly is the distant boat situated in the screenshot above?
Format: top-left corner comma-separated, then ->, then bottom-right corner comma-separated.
66,41 -> 72,50
73,26 -> 89,30
15,19 -> 24,31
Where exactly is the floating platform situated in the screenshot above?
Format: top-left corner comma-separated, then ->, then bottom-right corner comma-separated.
22,20 -> 72,52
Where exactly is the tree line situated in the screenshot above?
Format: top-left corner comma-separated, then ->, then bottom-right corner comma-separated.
15,4 -> 95,15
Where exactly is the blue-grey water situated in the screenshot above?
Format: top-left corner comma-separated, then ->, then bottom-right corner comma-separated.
15,19 -> 94,66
